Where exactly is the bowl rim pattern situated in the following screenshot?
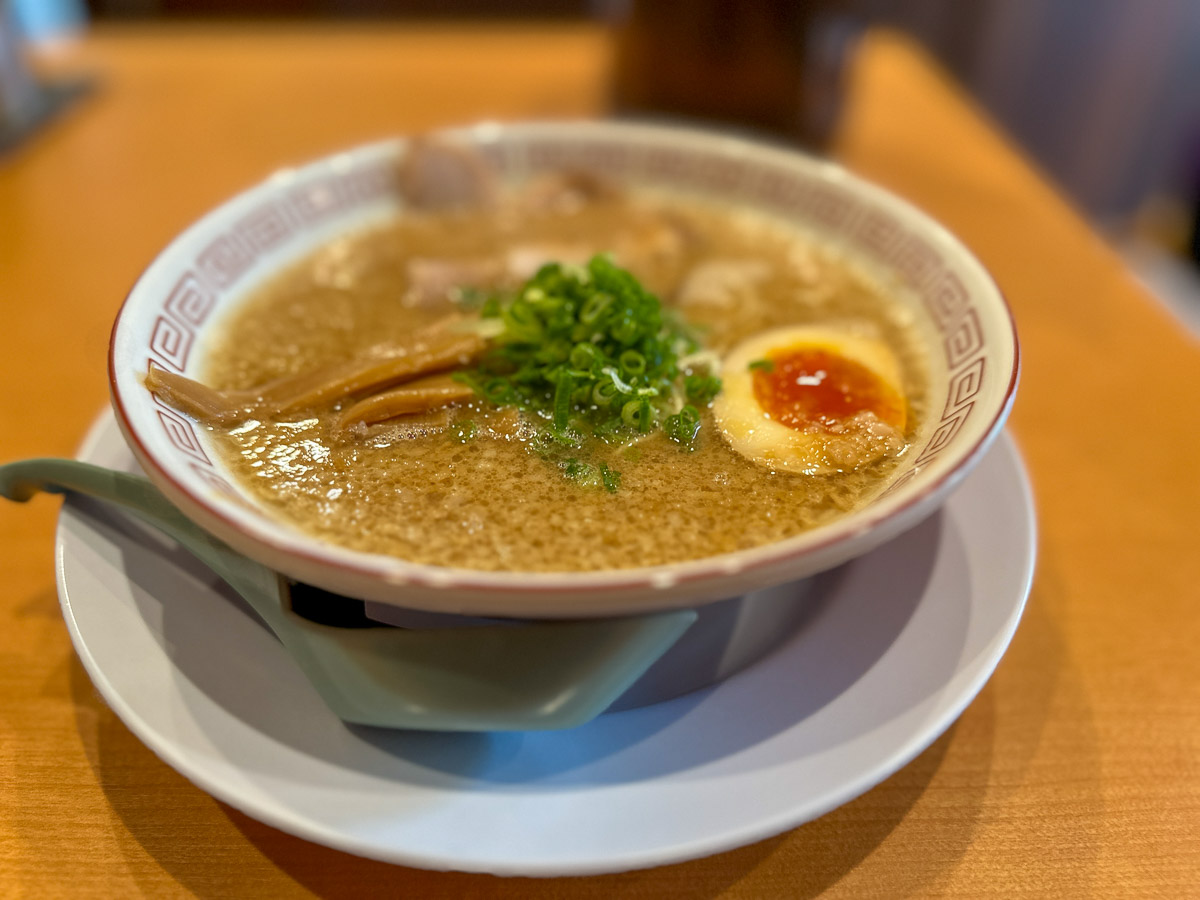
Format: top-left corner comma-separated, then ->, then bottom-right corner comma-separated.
108,119 -> 1019,604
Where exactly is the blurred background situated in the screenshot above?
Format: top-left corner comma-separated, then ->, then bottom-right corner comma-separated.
6,0 -> 1200,333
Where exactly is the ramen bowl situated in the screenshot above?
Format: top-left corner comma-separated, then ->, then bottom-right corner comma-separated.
109,120 -> 1018,620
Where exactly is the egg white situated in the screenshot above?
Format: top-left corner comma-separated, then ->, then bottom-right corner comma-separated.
711,326 -> 907,474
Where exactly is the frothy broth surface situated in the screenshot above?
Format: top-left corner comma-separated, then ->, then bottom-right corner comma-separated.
202,190 -> 933,572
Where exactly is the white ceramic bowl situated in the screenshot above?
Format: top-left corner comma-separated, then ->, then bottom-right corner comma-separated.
109,121 -> 1018,618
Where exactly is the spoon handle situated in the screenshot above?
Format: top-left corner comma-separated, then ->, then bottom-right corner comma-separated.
0,458 -> 286,622
1,456 -> 230,548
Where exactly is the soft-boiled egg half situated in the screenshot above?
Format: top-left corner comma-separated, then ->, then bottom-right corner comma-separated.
711,326 -> 909,474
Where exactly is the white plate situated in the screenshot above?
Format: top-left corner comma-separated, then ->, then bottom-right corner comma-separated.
57,413 -> 1036,877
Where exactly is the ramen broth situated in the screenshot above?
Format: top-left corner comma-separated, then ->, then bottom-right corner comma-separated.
199,186 -> 933,572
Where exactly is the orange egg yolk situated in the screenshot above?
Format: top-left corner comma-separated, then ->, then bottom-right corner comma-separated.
751,348 -> 906,431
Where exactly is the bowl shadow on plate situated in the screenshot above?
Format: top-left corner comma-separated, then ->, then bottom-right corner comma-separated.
71,494 -> 965,788
353,511 -> 962,785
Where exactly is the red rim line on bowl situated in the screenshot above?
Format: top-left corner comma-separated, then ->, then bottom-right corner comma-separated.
107,121 -> 1020,604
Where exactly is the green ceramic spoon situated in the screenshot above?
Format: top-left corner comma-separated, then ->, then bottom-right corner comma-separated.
0,458 -> 696,731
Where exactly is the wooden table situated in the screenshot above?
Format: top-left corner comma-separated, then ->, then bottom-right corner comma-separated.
2,23 -> 1197,898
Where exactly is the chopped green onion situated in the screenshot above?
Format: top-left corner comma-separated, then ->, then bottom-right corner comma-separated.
580,292 -> 613,325
570,342 -> 601,369
600,463 -> 621,493
553,369 -> 573,429
562,457 -> 620,493
620,399 -> 642,427
504,301 -> 544,342
534,339 -> 571,365
484,378 -> 514,404
455,255 -> 720,491
562,458 -> 597,487
619,349 -> 646,376
451,420 -> 477,443
621,399 -> 654,433
602,366 -> 634,394
665,405 -> 702,448
748,359 -> 775,373
592,380 -> 620,407
685,374 -> 722,405
611,314 -> 640,345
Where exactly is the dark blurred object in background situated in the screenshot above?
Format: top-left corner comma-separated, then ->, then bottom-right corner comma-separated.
84,0 -> 591,18
607,0 -> 858,151
1192,207 -> 1199,267
77,0 -> 1200,286
1191,141 -> 1200,267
